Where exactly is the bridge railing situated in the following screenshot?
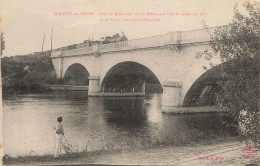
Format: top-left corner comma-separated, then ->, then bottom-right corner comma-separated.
98,41 -> 128,52
51,27 -> 216,58
62,45 -> 94,57
181,27 -> 216,44
51,50 -> 63,58
128,33 -> 173,49
98,33 -> 173,52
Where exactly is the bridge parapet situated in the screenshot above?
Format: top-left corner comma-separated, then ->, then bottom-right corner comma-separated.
98,41 -> 128,52
51,50 -> 63,58
124,33 -> 172,49
181,27 -> 216,44
98,33 -> 172,52
51,27 -> 216,58
63,45 -> 95,57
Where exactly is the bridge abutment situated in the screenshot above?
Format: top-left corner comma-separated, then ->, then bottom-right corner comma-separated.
88,76 -> 100,96
162,80 -> 183,113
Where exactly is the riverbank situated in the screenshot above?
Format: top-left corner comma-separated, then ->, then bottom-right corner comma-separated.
1,58 -> 59,95
162,106 -> 229,114
3,137 -> 259,165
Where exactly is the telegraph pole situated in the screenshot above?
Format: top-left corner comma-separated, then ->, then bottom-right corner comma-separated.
51,27 -> 53,52
41,33 -> 45,59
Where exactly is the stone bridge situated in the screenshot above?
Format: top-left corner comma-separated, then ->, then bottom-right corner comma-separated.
51,27 -> 222,112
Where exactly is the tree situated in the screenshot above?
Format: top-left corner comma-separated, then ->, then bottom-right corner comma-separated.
198,1 -> 260,147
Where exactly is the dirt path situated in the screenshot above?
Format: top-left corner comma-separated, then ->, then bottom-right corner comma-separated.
84,141 -> 259,165
4,138 -> 260,165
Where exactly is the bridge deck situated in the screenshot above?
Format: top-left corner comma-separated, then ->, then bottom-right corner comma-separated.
51,27 -> 216,58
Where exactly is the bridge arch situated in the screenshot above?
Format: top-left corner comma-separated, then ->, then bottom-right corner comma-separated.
183,64 -> 224,107
100,61 -> 163,93
99,56 -> 167,87
63,63 -> 90,85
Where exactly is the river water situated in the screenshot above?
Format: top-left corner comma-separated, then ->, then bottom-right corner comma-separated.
3,91 -> 236,157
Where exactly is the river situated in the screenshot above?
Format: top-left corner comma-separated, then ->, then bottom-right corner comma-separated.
2,91 -> 236,157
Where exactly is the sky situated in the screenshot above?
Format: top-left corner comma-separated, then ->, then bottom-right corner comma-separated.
1,0 -> 249,57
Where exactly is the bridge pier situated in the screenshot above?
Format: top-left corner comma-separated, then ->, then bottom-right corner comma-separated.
162,80 -> 183,113
88,76 -> 100,96
58,57 -> 63,79
141,81 -> 145,94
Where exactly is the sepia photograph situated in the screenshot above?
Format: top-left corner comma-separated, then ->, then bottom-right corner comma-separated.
1,0 -> 260,165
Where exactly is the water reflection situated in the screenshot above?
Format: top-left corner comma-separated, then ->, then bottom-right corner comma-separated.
103,97 -> 147,128
3,91 -> 236,156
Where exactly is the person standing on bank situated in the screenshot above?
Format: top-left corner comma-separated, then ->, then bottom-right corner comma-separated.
54,116 -> 64,158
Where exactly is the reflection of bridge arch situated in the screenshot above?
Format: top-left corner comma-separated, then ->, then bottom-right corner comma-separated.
183,64 -> 224,107
63,63 -> 90,85
100,61 -> 162,93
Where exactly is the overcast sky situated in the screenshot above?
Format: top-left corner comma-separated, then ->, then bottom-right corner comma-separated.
1,0 -> 248,57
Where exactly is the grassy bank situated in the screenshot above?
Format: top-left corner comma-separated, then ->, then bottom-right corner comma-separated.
2,136 -> 240,165
1,58 -> 60,96
3,149 -> 124,165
